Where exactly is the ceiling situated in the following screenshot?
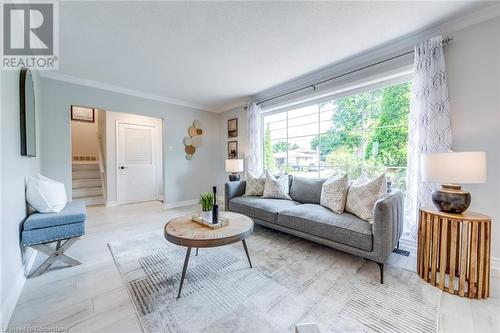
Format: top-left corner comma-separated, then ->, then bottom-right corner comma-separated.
55,1 -> 493,112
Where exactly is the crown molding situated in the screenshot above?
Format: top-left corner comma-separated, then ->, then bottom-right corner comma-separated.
39,71 -> 215,112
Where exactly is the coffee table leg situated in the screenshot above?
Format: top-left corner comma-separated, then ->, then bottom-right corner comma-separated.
242,239 -> 252,268
195,248 -> 199,256
177,247 -> 192,299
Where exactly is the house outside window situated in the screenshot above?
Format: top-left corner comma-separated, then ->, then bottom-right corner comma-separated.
263,81 -> 411,191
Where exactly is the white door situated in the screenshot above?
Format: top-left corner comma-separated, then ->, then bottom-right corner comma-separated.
117,122 -> 157,204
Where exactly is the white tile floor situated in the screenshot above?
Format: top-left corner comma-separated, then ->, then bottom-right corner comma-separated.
9,201 -> 500,332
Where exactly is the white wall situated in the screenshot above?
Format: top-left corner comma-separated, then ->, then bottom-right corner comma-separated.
104,111 -> 163,205
1,70 -> 42,326
445,17 -> 500,260
71,111 -> 99,158
39,77 -> 222,205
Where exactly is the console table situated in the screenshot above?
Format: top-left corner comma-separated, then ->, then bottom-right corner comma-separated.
417,208 -> 491,299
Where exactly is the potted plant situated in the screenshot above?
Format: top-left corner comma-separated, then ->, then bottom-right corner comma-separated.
199,193 -> 214,221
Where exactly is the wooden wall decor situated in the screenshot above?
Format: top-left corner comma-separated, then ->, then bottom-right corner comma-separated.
417,207 -> 491,299
184,120 -> 203,160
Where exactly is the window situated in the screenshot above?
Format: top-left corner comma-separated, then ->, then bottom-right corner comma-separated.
263,81 -> 411,190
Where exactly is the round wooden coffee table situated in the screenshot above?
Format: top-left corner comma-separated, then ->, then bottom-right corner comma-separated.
164,211 -> 254,298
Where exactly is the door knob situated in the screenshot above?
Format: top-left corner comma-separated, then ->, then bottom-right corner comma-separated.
120,166 -> 128,170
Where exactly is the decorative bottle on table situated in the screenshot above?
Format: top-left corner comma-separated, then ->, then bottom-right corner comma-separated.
212,186 -> 219,224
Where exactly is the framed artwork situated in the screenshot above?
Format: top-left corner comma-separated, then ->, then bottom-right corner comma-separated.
228,140 -> 238,159
71,106 -> 95,122
227,118 -> 238,138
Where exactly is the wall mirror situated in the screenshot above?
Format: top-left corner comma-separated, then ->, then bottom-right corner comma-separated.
20,67 -> 36,156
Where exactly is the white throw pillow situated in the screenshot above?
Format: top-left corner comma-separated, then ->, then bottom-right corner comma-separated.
263,173 -> 291,200
26,174 -> 67,213
320,174 -> 349,214
345,173 -> 387,222
244,172 -> 266,196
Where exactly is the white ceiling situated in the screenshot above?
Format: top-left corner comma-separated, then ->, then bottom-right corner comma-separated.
55,1 -> 493,112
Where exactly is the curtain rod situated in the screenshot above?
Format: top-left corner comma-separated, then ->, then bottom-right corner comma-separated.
249,36 -> 454,108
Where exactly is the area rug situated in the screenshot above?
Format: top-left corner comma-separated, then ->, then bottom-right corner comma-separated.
108,226 -> 441,333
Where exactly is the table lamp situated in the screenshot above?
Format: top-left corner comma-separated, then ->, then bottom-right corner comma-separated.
421,152 -> 486,213
225,159 -> 244,181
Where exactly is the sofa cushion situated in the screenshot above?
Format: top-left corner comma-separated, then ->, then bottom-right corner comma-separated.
263,173 -> 291,200
244,172 -> 265,196
289,177 -> 325,204
346,173 -> 387,222
277,204 -> 373,251
229,196 -> 300,223
23,201 -> 87,231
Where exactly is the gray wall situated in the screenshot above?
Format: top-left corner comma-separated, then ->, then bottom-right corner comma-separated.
1,70 -> 41,326
40,77 -> 222,205
445,17 -> 500,259
218,105 -> 247,188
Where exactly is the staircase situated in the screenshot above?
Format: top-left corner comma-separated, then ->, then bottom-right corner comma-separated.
72,163 -> 105,206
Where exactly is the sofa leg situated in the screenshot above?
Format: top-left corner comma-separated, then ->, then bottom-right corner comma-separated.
364,258 -> 384,284
378,262 -> 384,284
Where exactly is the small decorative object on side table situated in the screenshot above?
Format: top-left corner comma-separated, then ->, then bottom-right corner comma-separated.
421,151 -> 486,213
417,207 -> 491,299
225,159 -> 244,181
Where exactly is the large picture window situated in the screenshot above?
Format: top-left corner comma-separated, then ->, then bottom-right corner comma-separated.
263,81 -> 411,190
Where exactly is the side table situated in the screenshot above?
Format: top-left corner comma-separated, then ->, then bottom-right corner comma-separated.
417,207 -> 491,299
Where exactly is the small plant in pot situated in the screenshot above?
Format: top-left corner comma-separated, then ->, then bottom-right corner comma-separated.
199,193 -> 214,221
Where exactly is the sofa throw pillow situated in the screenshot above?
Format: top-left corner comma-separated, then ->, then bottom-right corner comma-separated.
345,173 -> 387,222
320,174 -> 349,213
244,172 -> 265,196
263,173 -> 291,200
26,174 -> 67,213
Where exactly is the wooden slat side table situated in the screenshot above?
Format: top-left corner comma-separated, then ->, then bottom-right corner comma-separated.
417,208 -> 491,299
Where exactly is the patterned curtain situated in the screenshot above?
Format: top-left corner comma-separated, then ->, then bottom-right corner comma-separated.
245,102 -> 263,176
404,36 -> 452,240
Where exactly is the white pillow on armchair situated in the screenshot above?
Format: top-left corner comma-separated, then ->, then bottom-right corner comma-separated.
26,174 -> 67,213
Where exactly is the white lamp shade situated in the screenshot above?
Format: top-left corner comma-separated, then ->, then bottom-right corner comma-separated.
421,152 -> 487,184
225,159 -> 244,173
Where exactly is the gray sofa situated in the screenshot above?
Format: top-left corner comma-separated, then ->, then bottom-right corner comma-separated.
225,176 -> 404,283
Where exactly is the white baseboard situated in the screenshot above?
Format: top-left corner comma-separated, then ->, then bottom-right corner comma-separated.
1,250 -> 36,327
164,199 -> 198,209
398,238 -> 417,252
492,257 -> 500,277
105,201 -> 117,207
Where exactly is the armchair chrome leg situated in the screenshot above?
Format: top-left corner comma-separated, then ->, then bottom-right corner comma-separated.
28,237 -> 82,278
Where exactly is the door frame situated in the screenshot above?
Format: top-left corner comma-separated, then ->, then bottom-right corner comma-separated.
115,120 -> 163,205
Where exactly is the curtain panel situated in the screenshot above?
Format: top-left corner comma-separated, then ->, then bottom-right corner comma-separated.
404,36 -> 452,240
245,102 -> 263,176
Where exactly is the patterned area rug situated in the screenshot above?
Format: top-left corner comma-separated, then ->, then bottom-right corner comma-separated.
108,226 -> 440,333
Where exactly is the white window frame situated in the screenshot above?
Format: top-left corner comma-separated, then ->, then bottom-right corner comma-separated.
261,72 -> 413,177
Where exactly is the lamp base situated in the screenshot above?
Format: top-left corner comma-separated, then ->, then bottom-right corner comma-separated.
228,174 -> 240,182
432,184 -> 471,214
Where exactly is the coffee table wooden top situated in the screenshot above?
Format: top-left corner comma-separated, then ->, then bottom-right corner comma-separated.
164,212 -> 254,248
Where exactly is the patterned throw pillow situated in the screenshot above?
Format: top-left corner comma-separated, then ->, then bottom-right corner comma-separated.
262,173 -> 291,200
320,174 -> 349,213
244,172 -> 265,196
345,173 -> 387,222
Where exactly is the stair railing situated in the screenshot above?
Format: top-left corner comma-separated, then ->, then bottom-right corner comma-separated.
97,135 -> 106,202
